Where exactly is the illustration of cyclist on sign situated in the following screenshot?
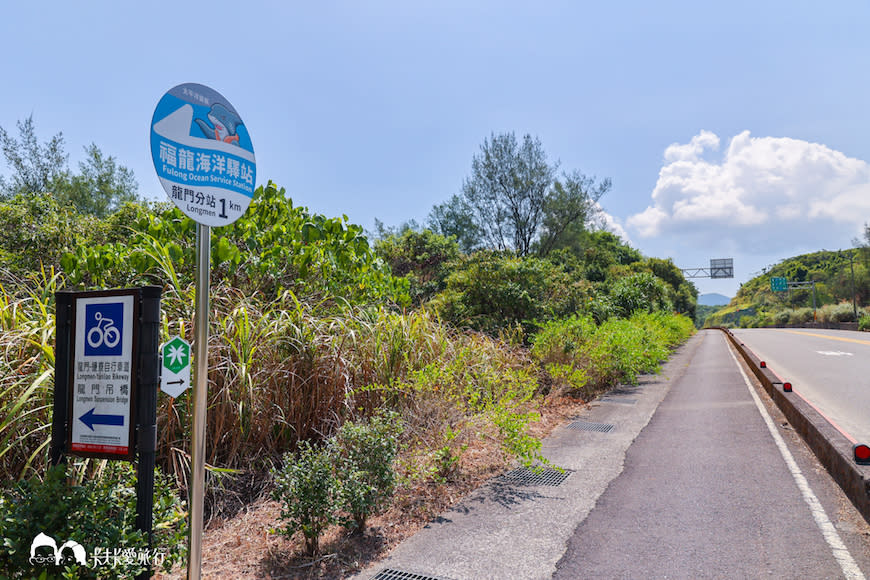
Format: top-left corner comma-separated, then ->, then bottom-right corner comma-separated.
84,303 -> 124,356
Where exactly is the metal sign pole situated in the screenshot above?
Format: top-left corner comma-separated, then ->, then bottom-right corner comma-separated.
151,82 -> 255,580
188,223 -> 210,580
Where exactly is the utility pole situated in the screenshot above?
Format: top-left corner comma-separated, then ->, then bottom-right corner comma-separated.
850,250 -> 858,321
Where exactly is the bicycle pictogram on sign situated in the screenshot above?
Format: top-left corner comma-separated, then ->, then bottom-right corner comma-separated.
84,303 -> 124,356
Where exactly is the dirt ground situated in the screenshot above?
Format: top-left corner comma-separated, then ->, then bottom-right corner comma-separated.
159,395 -> 587,579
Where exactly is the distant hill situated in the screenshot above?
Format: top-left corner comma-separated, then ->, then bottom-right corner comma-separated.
698,293 -> 731,306
704,249 -> 870,327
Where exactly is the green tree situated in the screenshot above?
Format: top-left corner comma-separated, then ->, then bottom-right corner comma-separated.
428,193 -> 483,254
58,143 -> 140,216
536,171 -> 610,257
375,227 -> 460,305
0,117 -> 139,216
432,132 -> 611,257
0,116 -> 68,198
610,272 -> 672,318
0,192 -> 105,279
460,132 -> 555,255
642,257 -> 697,317
429,251 -> 582,334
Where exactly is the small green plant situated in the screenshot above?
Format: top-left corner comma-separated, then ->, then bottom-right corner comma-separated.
332,411 -> 403,532
860,314 -> 870,331
0,461 -> 187,579
272,440 -> 341,556
490,405 -> 544,467
546,362 -> 588,394
432,426 -> 467,483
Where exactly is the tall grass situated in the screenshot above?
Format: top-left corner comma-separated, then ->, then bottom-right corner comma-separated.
0,268 -> 62,479
2,268 -> 695,496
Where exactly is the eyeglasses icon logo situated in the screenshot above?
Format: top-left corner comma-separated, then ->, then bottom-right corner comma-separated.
29,532 -> 87,566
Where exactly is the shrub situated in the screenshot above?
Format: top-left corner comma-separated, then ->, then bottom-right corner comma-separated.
272,440 -> 341,556
860,314 -> 870,331
429,251 -> 580,335
609,272 -> 672,318
739,315 -> 757,328
332,412 -> 403,532
532,312 -> 693,395
375,228 -> 460,305
0,461 -> 186,579
788,308 -> 814,325
819,302 -> 859,323
773,310 -> 791,326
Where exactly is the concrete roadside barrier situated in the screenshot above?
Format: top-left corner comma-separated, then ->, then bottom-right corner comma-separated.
716,327 -> 870,522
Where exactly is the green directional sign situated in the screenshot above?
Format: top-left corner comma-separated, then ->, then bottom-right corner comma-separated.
161,336 -> 191,397
770,277 -> 788,292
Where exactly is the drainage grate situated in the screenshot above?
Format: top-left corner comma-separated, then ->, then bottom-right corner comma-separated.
567,420 -> 615,433
372,570 -> 449,580
599,396 -> 638,405
499,466 -> 572,486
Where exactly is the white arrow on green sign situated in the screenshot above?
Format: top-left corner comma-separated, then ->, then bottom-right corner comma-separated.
161,336 -> 191,398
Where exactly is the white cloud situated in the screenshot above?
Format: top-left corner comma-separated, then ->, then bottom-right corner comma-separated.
593,202 -> 631,244
627,130 -> 870,254
663,130 -> 720,163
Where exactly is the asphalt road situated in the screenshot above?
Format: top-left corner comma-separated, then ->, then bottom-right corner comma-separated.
732,328 -> 870,444
554,330 -> 867,579
356,331 -> 870,579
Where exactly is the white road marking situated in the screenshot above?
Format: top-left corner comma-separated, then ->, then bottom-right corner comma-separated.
727,343 -> 865,579
816,351 -> 854,357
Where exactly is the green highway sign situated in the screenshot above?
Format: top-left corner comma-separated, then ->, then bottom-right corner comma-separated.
161,336 -> 191,398
770,277 -> 788,292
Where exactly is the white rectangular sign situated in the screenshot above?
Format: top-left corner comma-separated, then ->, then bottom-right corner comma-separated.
69,293 -> 136,458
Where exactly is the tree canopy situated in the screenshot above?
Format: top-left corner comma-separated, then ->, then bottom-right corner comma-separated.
429,132 -> 611,257
0,116 -> 139,217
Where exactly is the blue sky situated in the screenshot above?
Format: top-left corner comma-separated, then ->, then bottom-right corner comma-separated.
3,1 -> 869,297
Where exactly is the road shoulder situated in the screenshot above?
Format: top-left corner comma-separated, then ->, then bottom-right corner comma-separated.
350,331 -> 706,580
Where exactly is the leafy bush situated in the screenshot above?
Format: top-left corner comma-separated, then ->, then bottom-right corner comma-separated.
59,182 -> 408,307
609,272 -> 672,318
332,412 -> 403,532
788,307 -> 814,325
375,228 -> 460,305
533,312 -> 693,395
860,314 -> 870,331
773,310 -> 791,326
818,302 -> 859,323
272,440 -> 341,556
0,462 -> 186,579
272,413 -> 405,552
738,315 -> 757,328
0,193 -> 106,280
429,251 -> 581,335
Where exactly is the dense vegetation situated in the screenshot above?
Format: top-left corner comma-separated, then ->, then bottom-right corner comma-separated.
0,125 -> 697,574
704,243 -> 870,328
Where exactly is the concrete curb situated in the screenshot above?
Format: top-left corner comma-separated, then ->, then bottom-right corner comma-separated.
716,327 -> 870,521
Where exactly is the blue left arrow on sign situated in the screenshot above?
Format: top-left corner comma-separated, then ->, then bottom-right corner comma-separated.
79,408 -> 124,431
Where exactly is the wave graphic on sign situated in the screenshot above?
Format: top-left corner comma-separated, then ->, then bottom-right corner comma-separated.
152,104 -> 255,163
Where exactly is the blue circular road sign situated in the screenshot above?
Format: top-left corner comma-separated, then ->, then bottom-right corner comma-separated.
150,83 -> 256,227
